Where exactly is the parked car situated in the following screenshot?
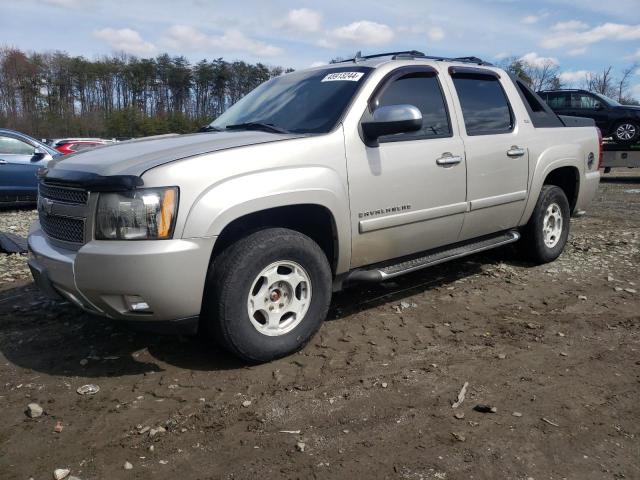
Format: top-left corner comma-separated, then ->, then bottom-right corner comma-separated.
0,128 -> 61,206
47,138 -> 114,155
29,51 -> 601,362
538,89 -> 640,145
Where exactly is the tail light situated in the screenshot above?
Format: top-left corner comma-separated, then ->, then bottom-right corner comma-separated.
596,127 -> 603,169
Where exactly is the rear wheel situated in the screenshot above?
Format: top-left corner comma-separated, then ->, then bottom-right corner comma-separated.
612,120 -> 639,145
520,185 -> 570,264
202,228 -> 332,363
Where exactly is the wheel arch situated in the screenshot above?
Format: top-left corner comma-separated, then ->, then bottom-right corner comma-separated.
210,204 -> 341,274
520,156 -> 583,225
182,166 -> 352,275
542,165 -> 580,213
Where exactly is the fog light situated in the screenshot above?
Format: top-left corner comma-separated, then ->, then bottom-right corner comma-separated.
125,295 -> 152,313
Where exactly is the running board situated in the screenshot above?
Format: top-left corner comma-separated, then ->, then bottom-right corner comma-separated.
346,230 -> 520,283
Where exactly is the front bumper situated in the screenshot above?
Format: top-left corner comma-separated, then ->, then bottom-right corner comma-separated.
28,223 -> 215,327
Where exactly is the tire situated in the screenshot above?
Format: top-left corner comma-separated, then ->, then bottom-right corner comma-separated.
611,120 -> 640,145
202,228 -> 332,363
520,185 -> 570,264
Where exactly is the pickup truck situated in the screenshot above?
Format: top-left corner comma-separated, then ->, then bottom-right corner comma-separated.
28,51 -> 601,363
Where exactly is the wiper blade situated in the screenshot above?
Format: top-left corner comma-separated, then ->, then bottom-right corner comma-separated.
226,122 -> 290,134
199,125 -> 223,132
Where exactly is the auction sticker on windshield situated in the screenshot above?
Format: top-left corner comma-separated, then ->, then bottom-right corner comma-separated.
321,72 -> 365,82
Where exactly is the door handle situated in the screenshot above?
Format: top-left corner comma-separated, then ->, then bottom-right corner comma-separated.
0,159 -> 7,165
436,153 -> 463,166
507,146 -> 526,158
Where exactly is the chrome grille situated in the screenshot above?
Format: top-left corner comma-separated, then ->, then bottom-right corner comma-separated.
39,214 -> 85,243
38,182 -> 89,245
38,183 -> 88,204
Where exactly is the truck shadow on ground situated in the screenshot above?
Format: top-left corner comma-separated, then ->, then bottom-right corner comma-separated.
0,246 -> 526,377
600,175 -> 640,184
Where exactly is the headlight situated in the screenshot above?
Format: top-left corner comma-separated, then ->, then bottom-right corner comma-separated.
95,187 -> 178,240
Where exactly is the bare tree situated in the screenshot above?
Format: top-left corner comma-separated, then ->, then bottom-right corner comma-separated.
617,63 -> 639,103
500,56 -> 561,91
584,66 -> 614,97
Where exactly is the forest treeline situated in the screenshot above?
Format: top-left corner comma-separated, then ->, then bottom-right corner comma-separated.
0,47 -> 292,139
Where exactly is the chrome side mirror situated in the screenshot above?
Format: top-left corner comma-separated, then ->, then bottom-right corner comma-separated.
362,104 -> 422,147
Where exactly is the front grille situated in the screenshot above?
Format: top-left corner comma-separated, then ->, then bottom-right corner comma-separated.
38,182 -> 89,244
39,183 -> 88,204
39,214 -> 85,243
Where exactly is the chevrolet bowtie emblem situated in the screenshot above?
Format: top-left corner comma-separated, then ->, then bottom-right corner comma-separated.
38,197 -> 54,215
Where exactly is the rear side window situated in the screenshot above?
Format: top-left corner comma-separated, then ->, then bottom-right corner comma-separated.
451,75 -> 513,135
376,73 -> 452,141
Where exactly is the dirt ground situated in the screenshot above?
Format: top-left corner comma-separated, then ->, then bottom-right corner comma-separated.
1,171 -> 639,480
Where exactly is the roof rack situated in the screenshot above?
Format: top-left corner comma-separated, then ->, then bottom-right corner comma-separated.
331,50 -> 425,63
332,51 -> 493,66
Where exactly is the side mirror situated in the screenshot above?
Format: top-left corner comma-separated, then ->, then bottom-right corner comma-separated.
32,147 -> 52,162
362,104 -> 422,147
594,102 -> 604,111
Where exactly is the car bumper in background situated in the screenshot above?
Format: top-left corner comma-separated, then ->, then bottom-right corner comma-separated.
27,223 -> 215,330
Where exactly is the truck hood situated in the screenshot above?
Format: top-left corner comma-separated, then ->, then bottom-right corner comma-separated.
48,131 -> 303,177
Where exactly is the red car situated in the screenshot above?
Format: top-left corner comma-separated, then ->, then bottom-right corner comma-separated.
54,139 -> 112,155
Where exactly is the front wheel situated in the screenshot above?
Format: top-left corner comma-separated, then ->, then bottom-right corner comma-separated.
612,121 -> 640,145
520,185 -> 570,264
202,228 -> 332,363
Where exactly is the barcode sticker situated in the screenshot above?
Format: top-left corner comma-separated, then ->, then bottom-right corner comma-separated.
321,72 -> 365,82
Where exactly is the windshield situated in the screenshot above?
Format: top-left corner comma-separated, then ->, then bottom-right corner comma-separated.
593,92 -> 622,107
210,66 -> 372,134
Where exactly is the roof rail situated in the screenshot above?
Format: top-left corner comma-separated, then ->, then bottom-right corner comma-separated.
332,50 -> 426,63
331,51 -> 493,66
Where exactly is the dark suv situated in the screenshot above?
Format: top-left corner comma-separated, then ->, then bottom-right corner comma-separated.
538,89 -> 640,145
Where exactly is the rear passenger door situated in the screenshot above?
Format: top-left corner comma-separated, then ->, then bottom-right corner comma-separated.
445,67 -> 529,240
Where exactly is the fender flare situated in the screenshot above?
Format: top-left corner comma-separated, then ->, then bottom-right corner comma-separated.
183,166 -> 352,273
520,151 -> 582,225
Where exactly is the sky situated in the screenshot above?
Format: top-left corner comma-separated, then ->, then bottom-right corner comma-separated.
2,0 -> 640,96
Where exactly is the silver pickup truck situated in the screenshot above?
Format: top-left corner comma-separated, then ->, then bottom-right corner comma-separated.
28,51 -> 601,362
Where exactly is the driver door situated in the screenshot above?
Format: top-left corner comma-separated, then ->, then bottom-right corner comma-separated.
346,67 -> 467,268
568,92 -> 609,131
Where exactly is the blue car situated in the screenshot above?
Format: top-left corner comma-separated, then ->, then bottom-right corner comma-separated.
0,128 -> 61,206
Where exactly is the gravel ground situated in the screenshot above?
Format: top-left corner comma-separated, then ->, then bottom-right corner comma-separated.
0,208 -> 37,285
0,172 -> 638,480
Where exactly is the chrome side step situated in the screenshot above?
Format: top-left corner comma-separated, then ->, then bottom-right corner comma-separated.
346,230 -> 520,283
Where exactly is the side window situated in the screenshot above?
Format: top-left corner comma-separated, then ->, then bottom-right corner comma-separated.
546,93 -> 569,109
375,73 -> 451,141
571,93 -> 598,109
451,75 -> 513,135
0,136 -> 35,155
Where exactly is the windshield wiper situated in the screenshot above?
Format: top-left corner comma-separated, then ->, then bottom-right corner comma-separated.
199,125 -> 223,132
226,122 -> 291,134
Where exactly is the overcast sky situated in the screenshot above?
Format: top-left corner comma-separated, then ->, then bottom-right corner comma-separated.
3,0 -> 640,95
